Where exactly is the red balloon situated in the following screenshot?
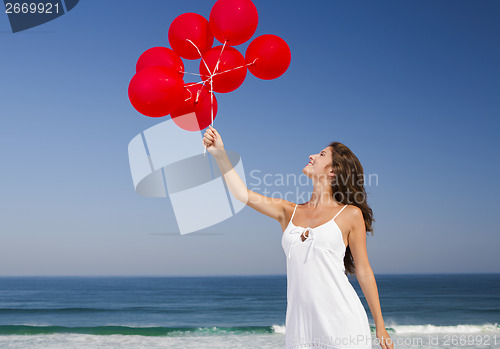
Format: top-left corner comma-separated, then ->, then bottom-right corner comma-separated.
200,46 -> 247,93
136,47 -> 184,79
168,13 -> 214,60
245,34 -> 291,80
128,66 -> 185,118
171,84 -> 218,131
209,0 -> 258,46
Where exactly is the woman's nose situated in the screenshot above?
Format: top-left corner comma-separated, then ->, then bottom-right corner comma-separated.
309,155 -> 314,161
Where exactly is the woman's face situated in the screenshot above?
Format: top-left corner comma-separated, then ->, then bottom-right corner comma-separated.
303,146 -> 334,180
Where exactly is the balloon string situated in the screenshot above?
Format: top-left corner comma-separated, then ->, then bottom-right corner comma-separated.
210,78 -> 214,126
184,59 -> 256,79
186,80 -> 211,104
211,59 -> 257,77
183,71 -> 205,77
188,39 -> 225,156
195,86 -> 203,103
203,77 -> 215,156
213,40 -> 227,76
184,87 -> 193,102
185,39 -> 248,156
191,56 -> 255,155
185,77 -> 210,87
186,39 -> 212,75
208,42 -> 226,148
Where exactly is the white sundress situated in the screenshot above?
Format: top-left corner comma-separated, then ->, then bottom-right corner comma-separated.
281,203 -> 373,349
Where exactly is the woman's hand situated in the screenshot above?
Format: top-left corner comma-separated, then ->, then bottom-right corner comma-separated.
376,327 -> 394,349
203,125 -> 224,155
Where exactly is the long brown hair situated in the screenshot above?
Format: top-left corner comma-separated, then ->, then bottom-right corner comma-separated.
329,142 -> 374,276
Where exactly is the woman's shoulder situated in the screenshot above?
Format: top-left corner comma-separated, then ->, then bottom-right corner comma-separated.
342,203 -> 362,217
340,204 -> 365,234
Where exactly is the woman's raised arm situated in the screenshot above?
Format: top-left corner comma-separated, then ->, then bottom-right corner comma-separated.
203,125 -> 288,223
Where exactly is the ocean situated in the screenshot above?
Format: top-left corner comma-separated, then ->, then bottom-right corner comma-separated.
0,274 -> 498,348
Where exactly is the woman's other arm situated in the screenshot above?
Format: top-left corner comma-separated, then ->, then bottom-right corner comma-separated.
348,206 -> 393,349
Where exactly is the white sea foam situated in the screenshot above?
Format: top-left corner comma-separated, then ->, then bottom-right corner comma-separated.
0,333 -> 286,349
393,323 -> 500,334
1,323 -> 500,349
271,324 -> 286,334
2,327 -> 500,349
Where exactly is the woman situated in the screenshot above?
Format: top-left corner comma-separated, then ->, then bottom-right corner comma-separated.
203,125 -> 393,349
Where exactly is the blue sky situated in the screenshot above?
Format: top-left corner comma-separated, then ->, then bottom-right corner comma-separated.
0,0 -> 499,276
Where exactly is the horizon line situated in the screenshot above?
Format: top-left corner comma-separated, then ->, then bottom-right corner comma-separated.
0,272 -> 499,278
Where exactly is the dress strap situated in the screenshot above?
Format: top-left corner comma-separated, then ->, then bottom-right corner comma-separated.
333,204 -> 348,221
290,204 -> 298,221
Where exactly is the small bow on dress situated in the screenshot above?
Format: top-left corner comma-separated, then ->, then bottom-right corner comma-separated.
288,227 -> 317,261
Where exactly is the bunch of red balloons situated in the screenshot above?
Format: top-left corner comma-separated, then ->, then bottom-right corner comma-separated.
128,0 -> 291,131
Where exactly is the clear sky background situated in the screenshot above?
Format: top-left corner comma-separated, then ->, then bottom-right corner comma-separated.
1,0 -> 499,276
